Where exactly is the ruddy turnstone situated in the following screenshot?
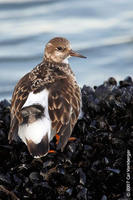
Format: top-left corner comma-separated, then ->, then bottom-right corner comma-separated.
8,37 -> 86,158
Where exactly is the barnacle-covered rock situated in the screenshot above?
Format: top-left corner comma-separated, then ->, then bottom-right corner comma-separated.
0,77 -> 133,200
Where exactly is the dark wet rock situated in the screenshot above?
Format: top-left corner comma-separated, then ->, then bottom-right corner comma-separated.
78,168 -> 86,185
76,185 -> 88,200
119,76 -> 133,87
106,167 -> 120,174
29,172 -> 42,183
43,160 -> 54,169
102,157 -> 109,166
0,77 -> 133,200
65,188 -> 73,196
101,195 -> 108,200
0,173 -> 12,186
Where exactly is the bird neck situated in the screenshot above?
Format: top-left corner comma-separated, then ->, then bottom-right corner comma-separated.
42,57 -> 76,81
43,54 -> 69,65
43,56 -> 67,67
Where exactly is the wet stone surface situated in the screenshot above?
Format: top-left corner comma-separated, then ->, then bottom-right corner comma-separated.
0,77 -> 133,200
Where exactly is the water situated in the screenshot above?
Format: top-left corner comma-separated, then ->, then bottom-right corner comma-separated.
0,0 -> 133,100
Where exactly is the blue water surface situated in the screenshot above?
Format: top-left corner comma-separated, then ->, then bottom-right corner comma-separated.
0,0 -> 133,99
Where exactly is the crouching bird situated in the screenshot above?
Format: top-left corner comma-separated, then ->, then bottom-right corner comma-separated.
8,37 -> 86,158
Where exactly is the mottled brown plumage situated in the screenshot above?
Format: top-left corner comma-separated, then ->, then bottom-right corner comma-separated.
8,37 -> 86,157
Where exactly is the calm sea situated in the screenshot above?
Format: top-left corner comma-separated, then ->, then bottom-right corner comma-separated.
0,0 -> 133,99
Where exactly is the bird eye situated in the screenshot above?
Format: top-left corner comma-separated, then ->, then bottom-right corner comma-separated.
57,46 -> 63,51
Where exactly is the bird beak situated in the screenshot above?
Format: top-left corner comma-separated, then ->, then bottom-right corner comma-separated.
69,49 -> 87,58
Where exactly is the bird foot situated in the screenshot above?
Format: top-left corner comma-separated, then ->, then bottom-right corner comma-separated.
68,137 -> 77,141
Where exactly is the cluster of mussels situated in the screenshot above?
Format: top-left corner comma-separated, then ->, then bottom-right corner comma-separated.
0,77 -> 133,200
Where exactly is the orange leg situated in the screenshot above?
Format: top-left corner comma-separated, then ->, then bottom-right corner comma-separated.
68,137 -> 77,141
48,150 -> 56,154
47,134 -> 60,154
56,134 -> 60,145
47,136 -> 76,155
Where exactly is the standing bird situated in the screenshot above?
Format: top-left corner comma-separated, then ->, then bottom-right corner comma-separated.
8,37 -> 86,158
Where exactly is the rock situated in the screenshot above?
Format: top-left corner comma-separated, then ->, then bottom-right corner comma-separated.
0,77 -> 133,199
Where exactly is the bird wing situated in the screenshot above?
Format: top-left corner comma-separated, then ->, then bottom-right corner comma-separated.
8,73 -> 32,142
48,79 -> 80,151
8,61 -> 51,142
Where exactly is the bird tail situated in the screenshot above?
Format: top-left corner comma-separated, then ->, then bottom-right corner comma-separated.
18,104 -> 50,158
26,134 -> 49,158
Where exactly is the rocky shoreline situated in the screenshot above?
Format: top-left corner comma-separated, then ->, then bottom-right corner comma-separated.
0,77 -> 133,200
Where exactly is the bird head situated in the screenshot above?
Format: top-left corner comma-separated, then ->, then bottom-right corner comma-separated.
44,37 -> 86,63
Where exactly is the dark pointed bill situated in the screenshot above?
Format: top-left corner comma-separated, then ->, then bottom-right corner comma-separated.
69,49 -> 87,58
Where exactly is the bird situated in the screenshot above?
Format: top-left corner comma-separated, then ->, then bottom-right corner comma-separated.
8,37 -> 86,158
